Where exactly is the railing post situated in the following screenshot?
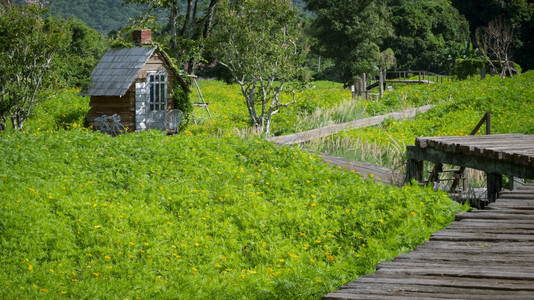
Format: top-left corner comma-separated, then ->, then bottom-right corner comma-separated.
406,159 -> 423,183
486,111 -> 491,135
487,173 -> 502,202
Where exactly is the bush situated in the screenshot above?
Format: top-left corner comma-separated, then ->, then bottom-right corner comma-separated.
454,58 -> 484,80
173,85 -> 194,131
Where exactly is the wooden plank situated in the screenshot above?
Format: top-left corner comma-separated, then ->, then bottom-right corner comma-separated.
347,275 -> 534,291
430,232 -> 534,242
455,212 -> 534,221
394,252 -> 534,262
372,266 -> 534,280
406,145 -> 534,178
327,289 -> 533,300
337,284 -> 534,298
377,261 -> 534,272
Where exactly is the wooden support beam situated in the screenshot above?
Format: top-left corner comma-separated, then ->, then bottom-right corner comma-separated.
406,147 -> 424,183
487,173 -> 502,202
406,145 -> 534,180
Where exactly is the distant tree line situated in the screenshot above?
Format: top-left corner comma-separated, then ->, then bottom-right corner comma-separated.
1,0 -> 532,132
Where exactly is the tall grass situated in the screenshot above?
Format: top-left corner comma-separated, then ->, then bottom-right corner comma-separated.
304,133 -> 406,172
294,100 -> 368,132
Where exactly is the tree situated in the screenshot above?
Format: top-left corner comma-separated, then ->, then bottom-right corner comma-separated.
383,0 -> 470,74
123,0 -> 219,78
56,17 -> 108,87
304,0 -> 391,85
476,17 -> 518,77
209,0 -> 307,133
451,0 -> 534,70
0,4 -> 70,131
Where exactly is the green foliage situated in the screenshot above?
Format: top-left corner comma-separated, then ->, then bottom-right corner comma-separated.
209,0 -> 308,133
24,88 -> 90,132
383,0 -> 470,74
451,0 -> 534,70
57,18 -> 109,87
304,0 -> 392,84
0,130 -> 466,299
172,85 -> 193,130
454,58 -> 485,80
0,4 -> 71,131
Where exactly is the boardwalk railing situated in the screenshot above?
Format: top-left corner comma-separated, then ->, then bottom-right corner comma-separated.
426,111 -> 492,196
385,70 -> 449,85
357,70 -> 449,100
470,111 -> 491,135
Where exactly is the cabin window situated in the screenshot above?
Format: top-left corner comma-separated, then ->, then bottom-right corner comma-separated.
148,72 -> 167,111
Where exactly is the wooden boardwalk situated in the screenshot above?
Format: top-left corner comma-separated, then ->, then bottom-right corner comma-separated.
324,184 -> 534,300
316,152 -> 404,186
267,105 -> 434,145
406,134 -> 534,201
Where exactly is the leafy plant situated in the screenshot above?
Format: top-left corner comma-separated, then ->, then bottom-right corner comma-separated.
0,130 -> 466,299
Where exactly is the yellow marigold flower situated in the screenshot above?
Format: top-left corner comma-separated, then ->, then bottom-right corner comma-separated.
310,203 -> 317,207
28,264 -> 33,270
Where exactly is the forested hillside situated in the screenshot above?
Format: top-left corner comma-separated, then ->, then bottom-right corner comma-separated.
12,0 -> 146,33
12,0 -> 307,34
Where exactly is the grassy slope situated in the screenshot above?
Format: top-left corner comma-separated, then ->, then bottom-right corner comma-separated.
0,129 -> 465,299
187,80 -> 434,136
344,71 -> 534,146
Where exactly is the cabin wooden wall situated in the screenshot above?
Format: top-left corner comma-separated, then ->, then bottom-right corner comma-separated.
87,88 -> 136,131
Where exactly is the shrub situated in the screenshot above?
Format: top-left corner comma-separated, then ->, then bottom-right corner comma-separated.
454,58 -> 484,80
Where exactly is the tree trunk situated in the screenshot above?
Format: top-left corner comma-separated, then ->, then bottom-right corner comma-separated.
242,85 -> 259,128
180,0 -> 194,38
11,112 -> 23,131
379,68 -> 384,98
169,2 -> 178,50
202,0 -> 218,39
0,116 -> 6,131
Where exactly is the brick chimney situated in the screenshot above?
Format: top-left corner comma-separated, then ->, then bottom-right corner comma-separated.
133,29 -> 152,45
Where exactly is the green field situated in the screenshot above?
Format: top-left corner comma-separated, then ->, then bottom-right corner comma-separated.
6,73 -> 531,298
0,130 -> 465,298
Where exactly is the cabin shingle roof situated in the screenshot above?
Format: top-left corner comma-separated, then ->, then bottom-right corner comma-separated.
86,47 -> 157,97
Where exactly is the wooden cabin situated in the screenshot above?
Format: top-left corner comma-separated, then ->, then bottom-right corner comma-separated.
85,30 -> 179,132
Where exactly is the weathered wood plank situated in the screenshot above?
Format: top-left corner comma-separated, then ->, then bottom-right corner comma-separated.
327,288 -> 533,300
347,275 -> 534,291
372,266 -> 534,280
337,284 -> 534,298
376,261 -> 534,272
